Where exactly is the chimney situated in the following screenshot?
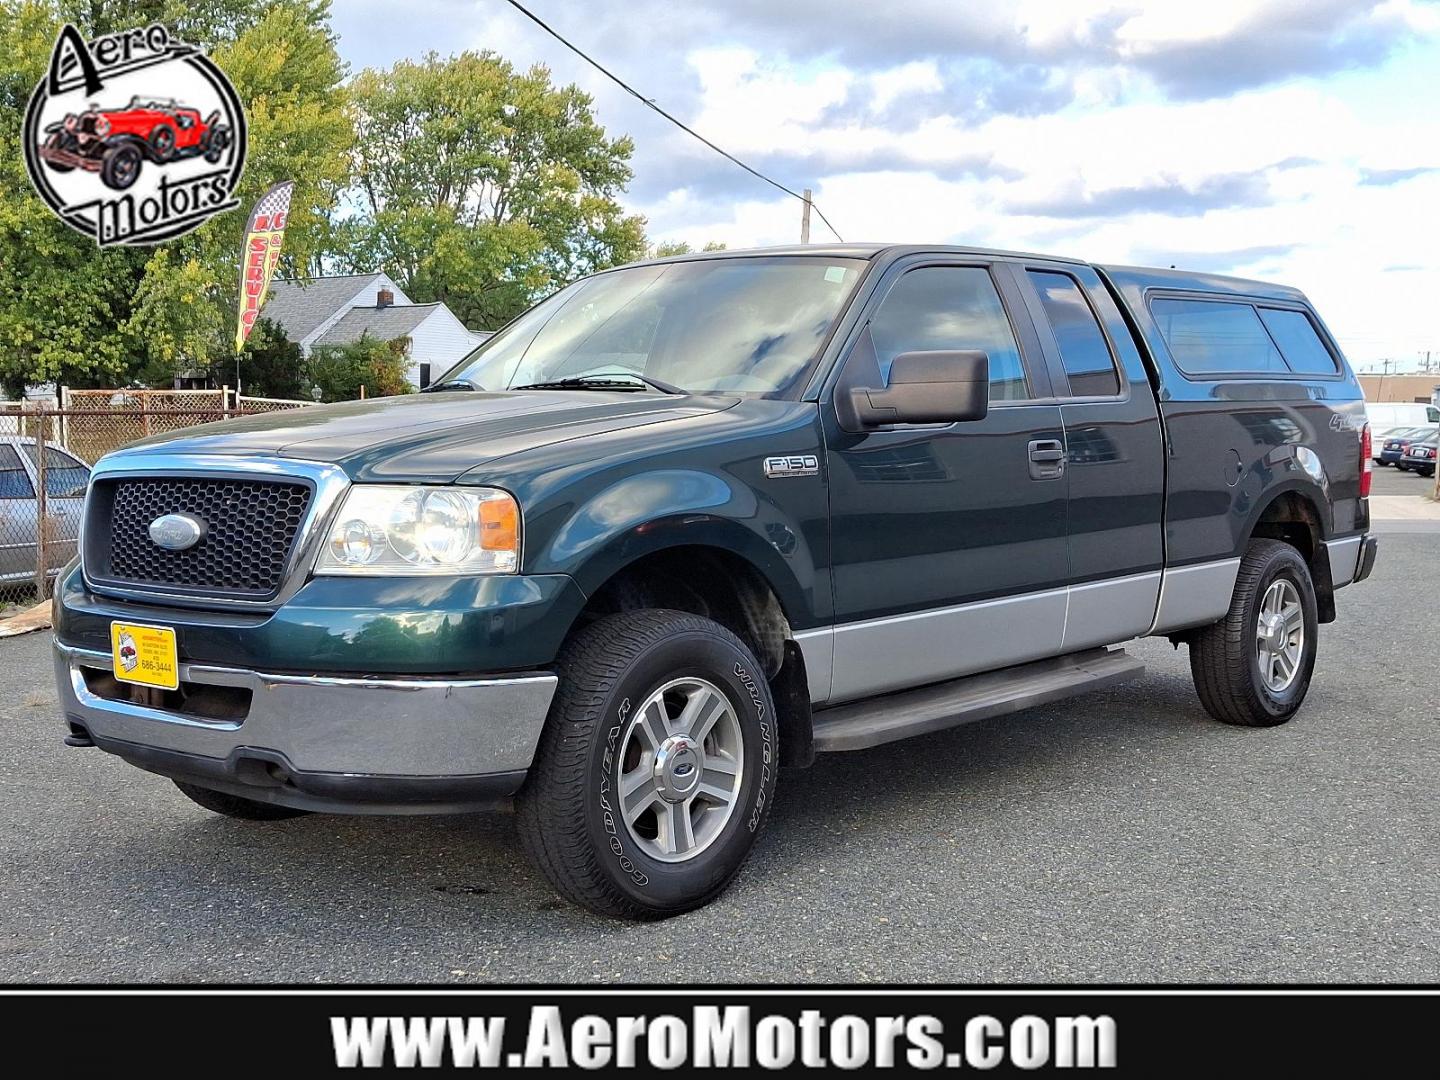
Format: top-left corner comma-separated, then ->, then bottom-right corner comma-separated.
376,287 -> 394,308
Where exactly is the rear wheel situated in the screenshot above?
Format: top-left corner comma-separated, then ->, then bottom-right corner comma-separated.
173,780 -> 310,821
517,609 -> 779,918
1189,539 -> 1318,727
148,123 -> 176,161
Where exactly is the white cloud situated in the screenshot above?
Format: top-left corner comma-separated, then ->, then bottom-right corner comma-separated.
328,0 -> 1440,369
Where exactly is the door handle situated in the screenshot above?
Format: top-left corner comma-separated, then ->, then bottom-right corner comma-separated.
1028,439 -> 1065,479
1028,442 -> 1064,462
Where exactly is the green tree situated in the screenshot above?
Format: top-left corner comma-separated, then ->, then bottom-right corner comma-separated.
0,0 -> 353,394
329,51 -> 647,332
645,240 -> 727,259
308,334 -> 412,401
218,316 -> 303,399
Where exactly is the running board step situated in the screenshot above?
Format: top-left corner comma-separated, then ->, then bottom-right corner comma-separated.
811,648 -> 1145,753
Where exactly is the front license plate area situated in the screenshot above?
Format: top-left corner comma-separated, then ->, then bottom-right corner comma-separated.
111,621 -> 179,690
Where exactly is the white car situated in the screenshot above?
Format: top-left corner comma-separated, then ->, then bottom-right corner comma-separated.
1367,403 -> 1440,462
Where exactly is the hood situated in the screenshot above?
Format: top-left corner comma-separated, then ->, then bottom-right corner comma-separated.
118,390 -> 737,482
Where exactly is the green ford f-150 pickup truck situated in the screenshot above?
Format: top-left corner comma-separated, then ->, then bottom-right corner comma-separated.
53,244 -> 1377,917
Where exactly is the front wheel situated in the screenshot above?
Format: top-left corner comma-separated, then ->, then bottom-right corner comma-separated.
1189,539 -> 1318,726
99,143 -> 142,190
517,610 -> 779,918
42,132 -> 75,171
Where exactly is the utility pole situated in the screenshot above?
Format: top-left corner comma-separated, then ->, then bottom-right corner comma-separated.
800,188 -> 812,244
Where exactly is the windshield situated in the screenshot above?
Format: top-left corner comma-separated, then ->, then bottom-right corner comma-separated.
437,256 -> 867,396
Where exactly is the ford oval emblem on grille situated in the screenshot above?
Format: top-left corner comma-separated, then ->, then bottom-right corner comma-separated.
149,513 -> 207,551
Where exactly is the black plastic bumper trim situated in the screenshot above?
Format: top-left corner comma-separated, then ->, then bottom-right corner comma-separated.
1354,535 -> 1378,584
90,735 -> 528,816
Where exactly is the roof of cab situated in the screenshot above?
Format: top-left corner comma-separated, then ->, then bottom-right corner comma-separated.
627,242 -> 1089,267
1098,263 -> 1306,303
620,243 -> 1304,298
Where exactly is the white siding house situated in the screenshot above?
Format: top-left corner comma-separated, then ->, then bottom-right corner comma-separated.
261,273 -> 489,388
311,303 -> 490,388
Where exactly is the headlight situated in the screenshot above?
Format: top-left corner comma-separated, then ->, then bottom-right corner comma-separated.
93,116 -> 110,135
314,485 -> 519,575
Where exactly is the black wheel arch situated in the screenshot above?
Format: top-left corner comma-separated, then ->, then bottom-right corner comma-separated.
1241,485 -> 1337,623
567,544 -> 816,768
103,133 -> 157,162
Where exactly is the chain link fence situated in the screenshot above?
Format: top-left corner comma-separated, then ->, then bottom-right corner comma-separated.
0,392 -> 313,613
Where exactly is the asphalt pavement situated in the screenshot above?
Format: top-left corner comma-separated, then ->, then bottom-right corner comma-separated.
1,528 -> 1436,984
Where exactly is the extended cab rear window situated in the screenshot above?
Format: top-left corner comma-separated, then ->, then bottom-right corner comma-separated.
1256,308 -> 1338,374
1149,296 -> 1338,377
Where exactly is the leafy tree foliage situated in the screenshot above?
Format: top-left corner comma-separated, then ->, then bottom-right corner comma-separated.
308,334 -> 412,401
0,0 -> 352,394
218,316 -> 303,399
329,51 -> 647,332
646,240 -> 727,259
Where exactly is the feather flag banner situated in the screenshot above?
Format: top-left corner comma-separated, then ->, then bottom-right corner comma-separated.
234,180 -> 294,351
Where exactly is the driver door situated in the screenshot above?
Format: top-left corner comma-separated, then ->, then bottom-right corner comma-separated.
821,258 -> 1069,702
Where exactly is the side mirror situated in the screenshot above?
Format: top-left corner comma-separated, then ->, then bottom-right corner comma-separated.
848,350 -> 990,428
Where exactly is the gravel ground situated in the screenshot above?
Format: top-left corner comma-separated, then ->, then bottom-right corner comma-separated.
1,530 -> 1436,984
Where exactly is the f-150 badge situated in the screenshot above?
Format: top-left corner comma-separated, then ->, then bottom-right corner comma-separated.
764,455 -> 820,478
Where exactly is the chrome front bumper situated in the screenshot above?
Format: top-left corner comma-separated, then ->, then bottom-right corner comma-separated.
54,642 -> 557,813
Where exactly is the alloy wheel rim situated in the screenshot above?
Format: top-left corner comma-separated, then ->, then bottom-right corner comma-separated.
1255,578 -> 1304,693
614,677 -> 744,863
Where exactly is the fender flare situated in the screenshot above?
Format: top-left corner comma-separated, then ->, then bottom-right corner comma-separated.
527,468 -> 816,626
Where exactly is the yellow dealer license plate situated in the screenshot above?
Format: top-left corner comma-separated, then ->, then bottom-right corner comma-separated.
111,621 -> 179,690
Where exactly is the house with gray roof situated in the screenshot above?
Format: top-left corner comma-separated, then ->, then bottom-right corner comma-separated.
261,273 -> 491,388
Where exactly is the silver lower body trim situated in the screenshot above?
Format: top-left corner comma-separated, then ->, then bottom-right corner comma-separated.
802,560 -> 1241,705
792,628 -> 834,706
53,643 -> 557,777
1323,534 -> 1363,588
1062,571 -> 1161,653
1148,558 -> 1242,635
827,586 -> 1068,704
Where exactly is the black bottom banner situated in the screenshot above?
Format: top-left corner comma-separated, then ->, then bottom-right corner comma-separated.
5,987 -> 1433,1071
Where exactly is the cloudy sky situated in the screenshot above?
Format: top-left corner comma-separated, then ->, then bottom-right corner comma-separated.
331,0 -> 1440,373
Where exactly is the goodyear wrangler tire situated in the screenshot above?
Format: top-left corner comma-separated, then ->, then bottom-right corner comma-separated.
517,609 -> 779,918
1189,539 -> 1319,727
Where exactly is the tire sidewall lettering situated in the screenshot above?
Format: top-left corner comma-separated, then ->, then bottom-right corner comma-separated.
732,661 -> 774,834
590,641 -> 778,897
596,697 -> 649,887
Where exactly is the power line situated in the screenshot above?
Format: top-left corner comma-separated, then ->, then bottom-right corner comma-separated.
503,0 -> 845,243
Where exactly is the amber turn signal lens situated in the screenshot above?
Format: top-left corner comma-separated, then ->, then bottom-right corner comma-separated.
480,494 -> 519,552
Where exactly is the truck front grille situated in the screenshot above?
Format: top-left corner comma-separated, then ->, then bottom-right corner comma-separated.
85,476 -> 313,601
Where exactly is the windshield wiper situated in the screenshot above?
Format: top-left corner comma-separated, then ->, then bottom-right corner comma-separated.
420,378 -> 479,393
509,374 -> 685,395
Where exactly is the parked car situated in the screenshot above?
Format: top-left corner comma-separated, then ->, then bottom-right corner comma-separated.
39,96 -> 232,191
53,245 -> 1377,917
1379,425 -> 1439,469
1366,401 -> 1440,457
0,437 -> 90,588
1400,437 -> 1438,477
